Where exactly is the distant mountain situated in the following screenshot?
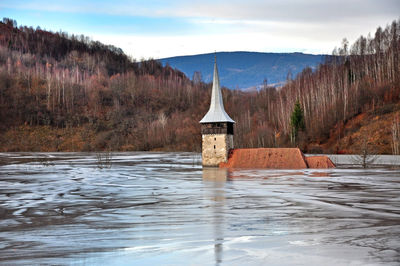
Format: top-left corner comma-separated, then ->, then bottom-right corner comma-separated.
159,51 -> 328,89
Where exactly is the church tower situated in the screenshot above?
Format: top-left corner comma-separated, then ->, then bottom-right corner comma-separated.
200,56 -> 235,167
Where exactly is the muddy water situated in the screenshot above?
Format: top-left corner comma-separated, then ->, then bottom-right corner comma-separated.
0,152 -> 399,265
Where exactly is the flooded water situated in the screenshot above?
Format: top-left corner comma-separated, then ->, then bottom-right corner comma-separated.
0,152 -> 399,265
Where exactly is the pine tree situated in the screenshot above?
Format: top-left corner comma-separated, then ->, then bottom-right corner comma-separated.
290,100 -> 305,145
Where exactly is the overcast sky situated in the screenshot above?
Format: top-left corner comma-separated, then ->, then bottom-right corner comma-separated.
1,0 -> 399,59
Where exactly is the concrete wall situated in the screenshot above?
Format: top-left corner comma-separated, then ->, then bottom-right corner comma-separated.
202,134 -> 233,167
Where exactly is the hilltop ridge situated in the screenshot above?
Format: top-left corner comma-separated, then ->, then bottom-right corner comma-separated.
159,51 -> 327,89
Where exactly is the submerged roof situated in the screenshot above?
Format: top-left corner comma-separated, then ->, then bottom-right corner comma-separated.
219,148 -> 335,169
200,57 -> 235,124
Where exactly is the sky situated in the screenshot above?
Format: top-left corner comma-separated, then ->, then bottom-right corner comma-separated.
1,0 -> 399,59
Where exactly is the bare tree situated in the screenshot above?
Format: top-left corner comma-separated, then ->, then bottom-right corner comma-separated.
392,115 -> 400,155
192,71 -> 202,84
352,134 -> 379,168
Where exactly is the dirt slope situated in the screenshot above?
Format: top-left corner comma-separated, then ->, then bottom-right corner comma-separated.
312,104 -> 400,154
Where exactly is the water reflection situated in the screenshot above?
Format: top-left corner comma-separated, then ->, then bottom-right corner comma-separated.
203,168 -> 229,265
309,171 -> 331,177
1,153 -> 399,265
202,167 -> 229,182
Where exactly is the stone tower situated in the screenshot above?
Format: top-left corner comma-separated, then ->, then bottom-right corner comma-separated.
200,56 -> 235,167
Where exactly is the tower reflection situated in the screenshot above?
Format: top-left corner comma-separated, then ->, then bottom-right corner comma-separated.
202,168 -> 229,265
202,167 -> 229,182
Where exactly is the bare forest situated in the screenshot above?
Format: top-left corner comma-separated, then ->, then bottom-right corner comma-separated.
0,18 -> 399,153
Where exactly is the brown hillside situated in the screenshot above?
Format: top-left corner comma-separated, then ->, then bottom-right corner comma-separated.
0,18 -> 399,152
314,104 -> 400,154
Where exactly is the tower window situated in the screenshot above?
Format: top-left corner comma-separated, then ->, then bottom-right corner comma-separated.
214,145 -> 216,149
214,137 -> 216,141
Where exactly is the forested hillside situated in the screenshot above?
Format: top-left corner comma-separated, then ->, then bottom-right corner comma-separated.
0,18 -> 399,154
0,18 -> 203,151
160,52 -> 325,89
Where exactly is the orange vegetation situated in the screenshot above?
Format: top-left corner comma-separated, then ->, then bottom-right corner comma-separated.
315,104 -> 400,154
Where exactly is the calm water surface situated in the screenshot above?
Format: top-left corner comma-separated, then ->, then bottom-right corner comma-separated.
0,152 -> 399,265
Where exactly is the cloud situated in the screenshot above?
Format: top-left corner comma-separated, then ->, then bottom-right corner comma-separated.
1,0 -> 398,58
176,0 -> 399,22
90,31 -> 339,60
2,0 -> 398,22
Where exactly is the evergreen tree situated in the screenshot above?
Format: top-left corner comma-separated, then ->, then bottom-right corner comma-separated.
290,100 -> 305,145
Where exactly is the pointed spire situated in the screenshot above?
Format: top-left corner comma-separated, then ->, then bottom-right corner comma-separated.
200,55 -> 235,124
